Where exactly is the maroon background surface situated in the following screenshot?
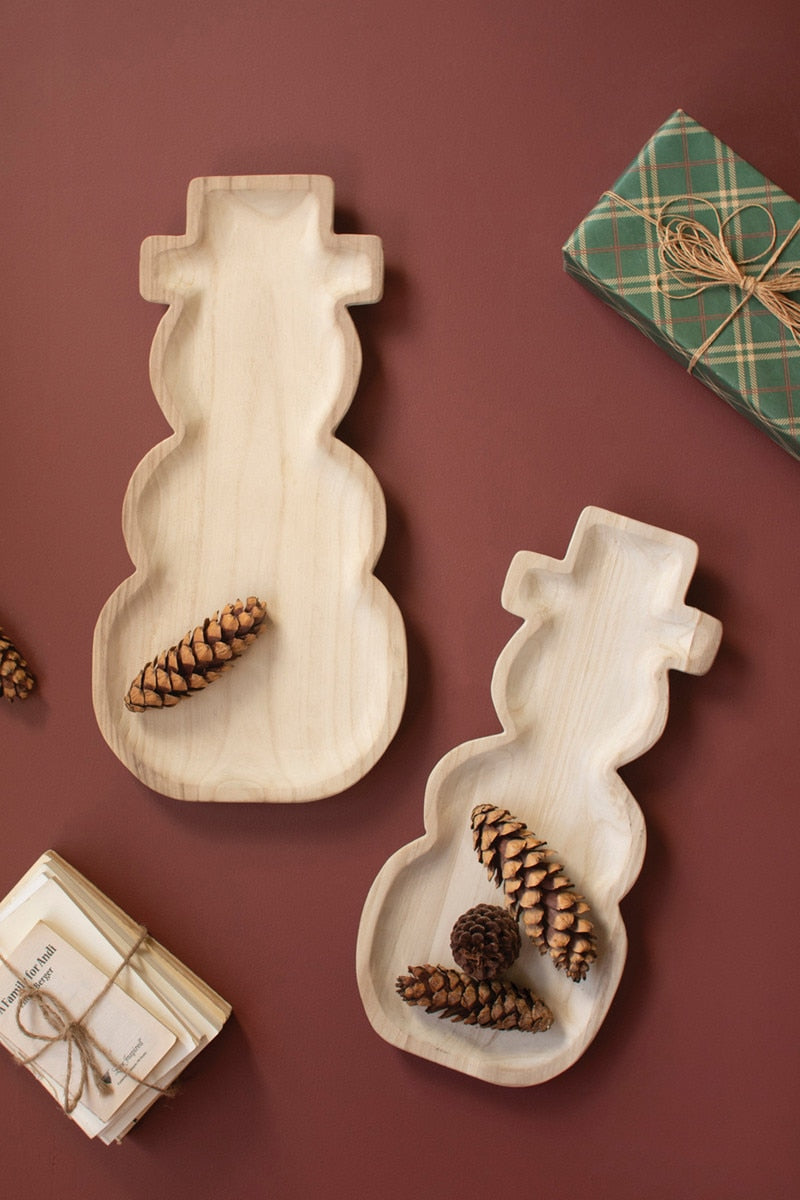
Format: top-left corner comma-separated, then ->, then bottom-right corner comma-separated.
1,3 -> 798,1197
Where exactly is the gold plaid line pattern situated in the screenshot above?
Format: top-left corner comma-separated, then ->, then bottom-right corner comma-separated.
563,109 -> 800,459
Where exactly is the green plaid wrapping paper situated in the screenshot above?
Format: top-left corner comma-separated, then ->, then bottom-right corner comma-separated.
563,109 -> 800,461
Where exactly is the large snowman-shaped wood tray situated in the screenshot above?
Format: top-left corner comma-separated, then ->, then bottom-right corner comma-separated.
93,176 -> 407,802
357,507 -> 721,1085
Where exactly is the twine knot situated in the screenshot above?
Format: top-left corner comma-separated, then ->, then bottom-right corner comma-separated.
14,979 -> 117,1113
603,191 -> 800,371
1,927 -> 172,1117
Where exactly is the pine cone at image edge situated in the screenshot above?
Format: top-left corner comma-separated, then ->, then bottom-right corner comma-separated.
0,625 -> 36,701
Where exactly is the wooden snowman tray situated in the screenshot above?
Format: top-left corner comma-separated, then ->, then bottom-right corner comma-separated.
93,176 -> 407,802
357,507 -> 721,1085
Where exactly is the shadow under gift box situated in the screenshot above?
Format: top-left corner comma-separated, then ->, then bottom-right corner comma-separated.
563,108 -> 800,462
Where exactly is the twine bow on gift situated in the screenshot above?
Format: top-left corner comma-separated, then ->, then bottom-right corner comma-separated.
0,927 -> 172,1116
604,191 -> 800,370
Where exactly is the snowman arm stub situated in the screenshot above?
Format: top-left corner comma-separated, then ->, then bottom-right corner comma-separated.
140,176 -> 383,307
502,508 -> 721,677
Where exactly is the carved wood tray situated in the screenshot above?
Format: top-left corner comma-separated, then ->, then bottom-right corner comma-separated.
93,176 -> 407,802
357,507 -> 721,1085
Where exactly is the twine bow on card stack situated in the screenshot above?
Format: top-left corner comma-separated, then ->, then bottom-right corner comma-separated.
603,191 -> 800,370
14,986 -> 113,1113
0,927 -> 172,1116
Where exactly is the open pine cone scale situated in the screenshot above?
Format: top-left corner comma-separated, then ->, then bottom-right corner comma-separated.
125,596 -> 268,712
471,802 -> 598,982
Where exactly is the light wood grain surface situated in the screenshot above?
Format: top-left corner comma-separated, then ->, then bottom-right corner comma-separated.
357,507 -> 722,1085
92,176 -> 407,801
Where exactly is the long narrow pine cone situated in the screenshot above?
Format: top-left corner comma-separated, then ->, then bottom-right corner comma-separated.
125,597 -> 267,712
450,903 -> 521,980
396,964 -> 553,1034
471,803 -> 598,982
0,625 -> 35,701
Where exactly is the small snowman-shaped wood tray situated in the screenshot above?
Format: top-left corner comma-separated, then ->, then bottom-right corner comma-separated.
93,176 -> 407,802
357,507 -> 721,1085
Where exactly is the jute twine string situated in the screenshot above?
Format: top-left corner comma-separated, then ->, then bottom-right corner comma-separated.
0,926 -> 174,1116
603,191 -> 800,370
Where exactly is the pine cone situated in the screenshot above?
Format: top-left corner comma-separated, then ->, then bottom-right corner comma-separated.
450,903 -> 521,980
471,803 -> 598,982
0,625 -> 35,701
396,964 -> 553,1033
125,597 -> 267,712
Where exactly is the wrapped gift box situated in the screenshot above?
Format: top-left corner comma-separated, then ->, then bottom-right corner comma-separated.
563,109 -> 800,461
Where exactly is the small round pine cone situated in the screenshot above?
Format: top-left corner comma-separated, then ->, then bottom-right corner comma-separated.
449,903 -> 521,981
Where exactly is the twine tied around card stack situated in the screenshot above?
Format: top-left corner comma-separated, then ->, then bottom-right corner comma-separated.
0,927 -> 173,1115
603,191 -> 800,370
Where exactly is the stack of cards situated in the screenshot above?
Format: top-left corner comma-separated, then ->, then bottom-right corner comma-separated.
0,851 -> 230,1143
